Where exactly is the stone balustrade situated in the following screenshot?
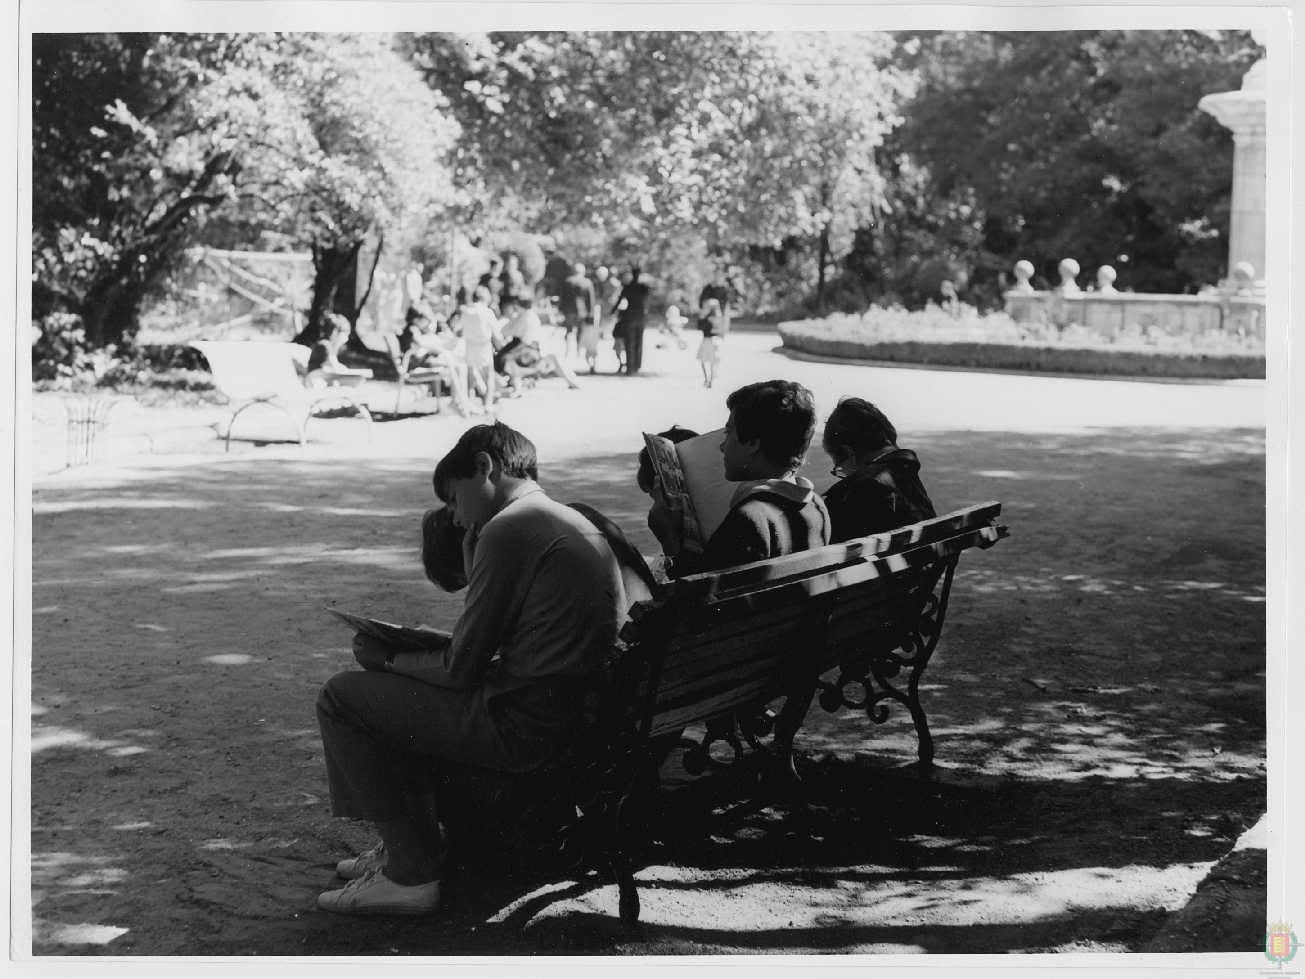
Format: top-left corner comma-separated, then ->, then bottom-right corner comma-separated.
1003,259 -> 1265,343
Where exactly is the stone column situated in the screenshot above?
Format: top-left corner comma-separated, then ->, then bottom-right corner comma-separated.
1198,37 -> 1267,282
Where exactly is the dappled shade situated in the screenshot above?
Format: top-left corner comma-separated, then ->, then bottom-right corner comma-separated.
29,423 -> 1264,954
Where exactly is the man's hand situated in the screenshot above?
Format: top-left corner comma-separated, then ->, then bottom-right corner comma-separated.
352,633 -> 392,672
647,482 -> 686,557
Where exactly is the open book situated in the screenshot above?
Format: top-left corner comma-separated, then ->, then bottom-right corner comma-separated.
642,428 -> 761,554
326,608 -> 451,651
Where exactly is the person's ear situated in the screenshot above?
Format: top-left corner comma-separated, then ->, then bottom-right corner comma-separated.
473,451 -> 495,482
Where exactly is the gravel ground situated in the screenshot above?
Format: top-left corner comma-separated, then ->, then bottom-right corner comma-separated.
25,330 -> 1269,962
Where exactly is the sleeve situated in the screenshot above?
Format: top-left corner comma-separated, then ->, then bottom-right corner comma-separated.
404,520 -> 520,688
826,478 -> 895,541
670,504 -> 771,577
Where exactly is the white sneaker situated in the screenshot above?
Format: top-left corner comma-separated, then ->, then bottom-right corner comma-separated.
336,841 -> 386,880
317,869 -> 441,917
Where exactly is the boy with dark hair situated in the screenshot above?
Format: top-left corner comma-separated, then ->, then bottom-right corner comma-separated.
821,397 -> 936,542
315,422 -> 626,917
648,380 -> 831,576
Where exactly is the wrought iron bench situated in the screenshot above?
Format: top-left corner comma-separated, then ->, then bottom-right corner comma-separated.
442,501 -> 1008,932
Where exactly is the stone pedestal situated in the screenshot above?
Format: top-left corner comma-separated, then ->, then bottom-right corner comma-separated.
1199,52 -> 1267,282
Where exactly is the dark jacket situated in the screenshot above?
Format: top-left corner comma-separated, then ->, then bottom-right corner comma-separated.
671,477 -> 831,577
615,281 -> 650,329
823,447 -> 936,543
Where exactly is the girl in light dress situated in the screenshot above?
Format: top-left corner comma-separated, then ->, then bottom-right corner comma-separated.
695,297 -> 727,388
578,301 -> 602,375
458,285 -> 503,409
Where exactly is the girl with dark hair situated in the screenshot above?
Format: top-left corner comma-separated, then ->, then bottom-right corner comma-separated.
305,314 -> 372,388
821,397 -> 936,543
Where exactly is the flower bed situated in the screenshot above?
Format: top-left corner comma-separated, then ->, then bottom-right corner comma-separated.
778,306 -> 1266,380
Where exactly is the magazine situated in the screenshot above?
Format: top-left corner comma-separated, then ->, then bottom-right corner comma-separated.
641,428 -> 761,554
326,608 -> 451,651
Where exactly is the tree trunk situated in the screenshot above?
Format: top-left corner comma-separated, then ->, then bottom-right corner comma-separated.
78,166 -> 235,350
345,232 -> 384,354
816,222 -> 830,314
297,241 -> 362,345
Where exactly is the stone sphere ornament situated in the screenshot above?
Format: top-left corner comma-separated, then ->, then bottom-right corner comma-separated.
1012,260 -> 1036,293
1057,258 -> 1082,295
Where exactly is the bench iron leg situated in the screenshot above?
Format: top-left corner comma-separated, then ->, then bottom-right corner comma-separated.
907,673 -> 935,769
602,757 -> 646,935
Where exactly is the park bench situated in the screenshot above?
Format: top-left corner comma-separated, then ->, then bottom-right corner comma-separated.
191,340 -> 374,450
441,500 -> 1008,932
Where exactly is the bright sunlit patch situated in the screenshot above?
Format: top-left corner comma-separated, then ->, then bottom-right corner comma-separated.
973,470 -> 1024,479
34,498 -> 207,514
201,838 -> 254,851
515,861 -> 1215,939
133,623 -> 170,632
112,821 -> 152,831
32,725 -> 117,753
32,704 -> 49,716
33,605 -> 61,614
203,653 -> 254,666
106,746 -> 149,757
39,921 -> 129,946
62,868 -> 128,887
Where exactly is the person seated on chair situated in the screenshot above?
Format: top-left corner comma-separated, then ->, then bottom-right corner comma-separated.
495,297 -> 582,395
315,422 -> 629,917
306,313 -> 373,388
821,397 -> 936,543
400,313 -> 473,415
647,380 -> 831,578
493,296 -> 544,386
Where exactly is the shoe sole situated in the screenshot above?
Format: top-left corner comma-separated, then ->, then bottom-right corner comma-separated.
315,903 -> 438,918
316,897 -> 440,917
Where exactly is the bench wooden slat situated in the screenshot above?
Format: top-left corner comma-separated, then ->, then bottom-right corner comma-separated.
663,502 -> 1003,602
702,524 -> 1004,614
649,679 -> 777,736
625,524 -> 1002,652
647,593 -> 934,719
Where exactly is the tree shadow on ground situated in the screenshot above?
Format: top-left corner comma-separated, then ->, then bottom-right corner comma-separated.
29,424 -> 1265,954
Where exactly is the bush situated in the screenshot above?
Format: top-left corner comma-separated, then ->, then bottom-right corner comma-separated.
32,317 -> 218,398
777,303 -> 1266,379
31,312 -> 125,386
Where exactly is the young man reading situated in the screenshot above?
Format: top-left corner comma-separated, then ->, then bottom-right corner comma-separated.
315,422 -> 627,916
648,379 -> 831,577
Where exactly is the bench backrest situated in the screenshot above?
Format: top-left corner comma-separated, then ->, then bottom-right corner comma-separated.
619,502 -> 1006,739
191,340 -> 309,402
